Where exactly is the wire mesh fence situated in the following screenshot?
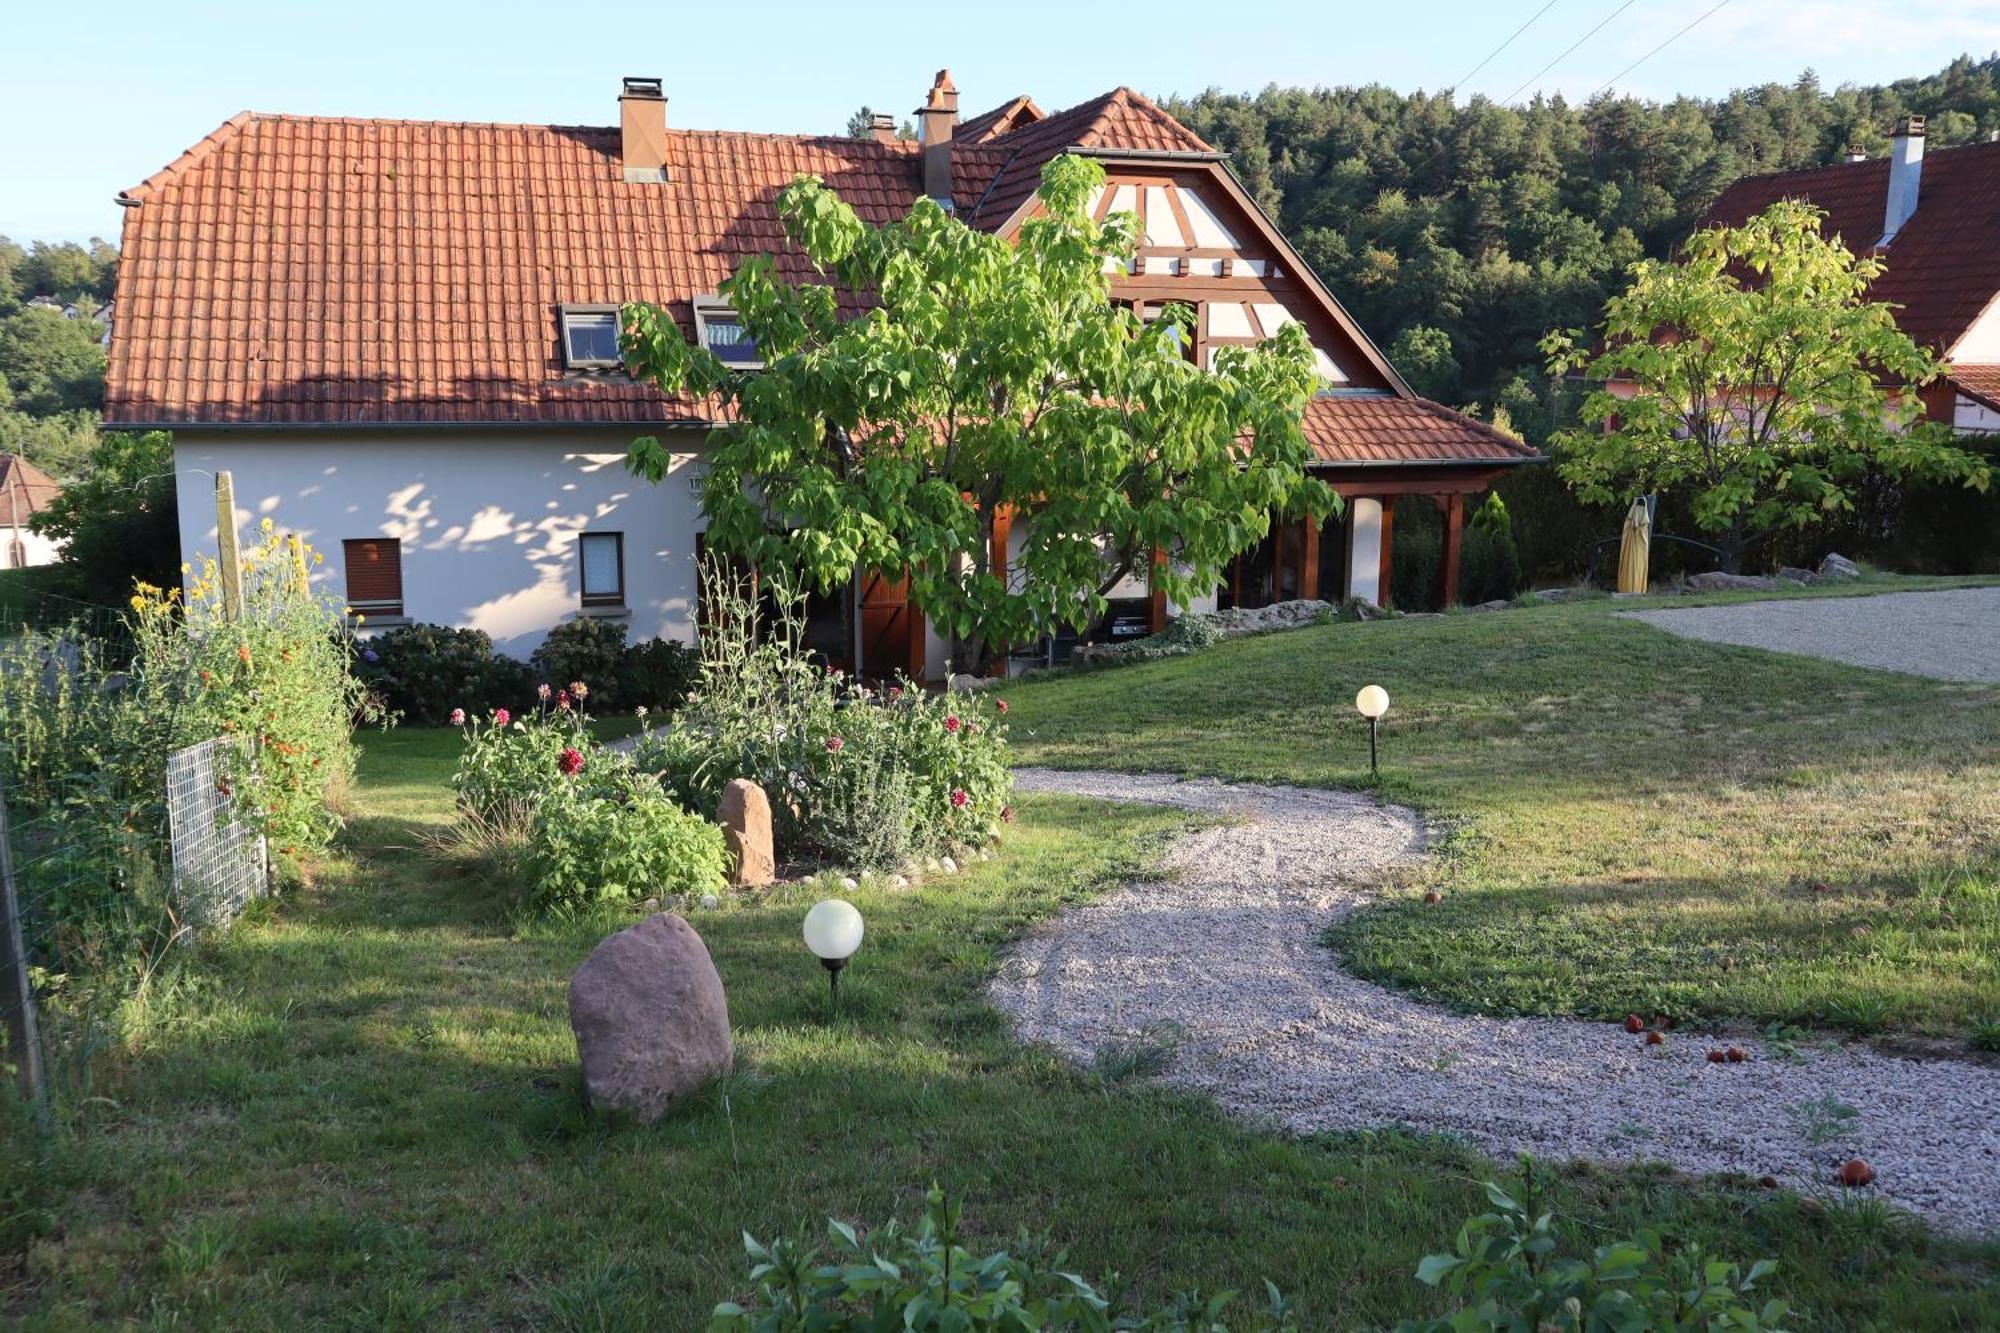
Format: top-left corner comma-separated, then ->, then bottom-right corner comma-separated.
166,737 -> 269,930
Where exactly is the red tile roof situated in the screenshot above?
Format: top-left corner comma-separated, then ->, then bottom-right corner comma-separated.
1303,396 -> 1539,467
103,85 -> 1528,472
1,454 -> 61,528
1701,139 -> 2000,356
1948,364 -> 2000,413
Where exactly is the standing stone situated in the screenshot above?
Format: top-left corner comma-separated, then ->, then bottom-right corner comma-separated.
718,778 -> 775,887
569,913 -> 732,1122
1819,552 -> 1862,581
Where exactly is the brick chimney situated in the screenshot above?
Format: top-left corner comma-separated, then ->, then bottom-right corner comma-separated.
916,70 -> 959,208
870,113 -> 899,145
1879,114 -> 1925,246
620,76 -> 668,184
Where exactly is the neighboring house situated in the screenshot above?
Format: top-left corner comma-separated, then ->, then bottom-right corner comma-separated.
1701,117 -> 2000,435
0,454 -> 63,570
105,72 -> 1537,675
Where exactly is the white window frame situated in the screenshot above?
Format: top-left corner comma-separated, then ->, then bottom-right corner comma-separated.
693,295 -> 763,370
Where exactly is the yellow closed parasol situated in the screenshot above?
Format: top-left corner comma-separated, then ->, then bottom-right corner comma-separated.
1617,496 -> 1653,594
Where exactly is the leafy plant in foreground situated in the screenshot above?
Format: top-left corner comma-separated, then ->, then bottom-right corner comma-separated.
710,1185 -> 1297,1331
1396,1159 -> 1790,1332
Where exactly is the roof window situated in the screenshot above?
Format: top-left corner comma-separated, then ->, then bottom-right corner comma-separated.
694,296 -> 762,369
560,305 -> 623,370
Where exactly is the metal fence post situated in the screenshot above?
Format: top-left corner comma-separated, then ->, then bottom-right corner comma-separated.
0,786 -> 46,1108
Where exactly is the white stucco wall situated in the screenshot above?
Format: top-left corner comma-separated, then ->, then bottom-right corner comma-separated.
1951,296 -> 2000,364
1954,394 -> 2000,434
172,428 -> 709,658
1,525 -> 63,569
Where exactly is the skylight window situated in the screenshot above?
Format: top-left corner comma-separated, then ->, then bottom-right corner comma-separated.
694,296 -> 762,368
559,305 -> 623,370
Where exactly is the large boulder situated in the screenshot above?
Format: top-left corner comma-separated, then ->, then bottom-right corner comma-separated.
718,778 -> 775,887
569,913 -> 732,1122
1819,553 -> 1862,581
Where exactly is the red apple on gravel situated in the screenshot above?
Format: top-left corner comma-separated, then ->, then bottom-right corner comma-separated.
1644,1031 -> 1665,1046
1624,1014 -> 1645,1033
1726,1047 -> 1747,1063
1839,1159 -> 1876,1187
1757,1174 -> 1779,1189
1706,1049 -> 1726,1062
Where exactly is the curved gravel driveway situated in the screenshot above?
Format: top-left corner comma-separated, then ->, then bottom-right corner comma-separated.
992,768 -> 2000,1236
1620,587 -> 2000,682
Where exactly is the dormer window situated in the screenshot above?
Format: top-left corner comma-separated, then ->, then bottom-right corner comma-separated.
560,305 -> 623,370
694,295 -> 761,369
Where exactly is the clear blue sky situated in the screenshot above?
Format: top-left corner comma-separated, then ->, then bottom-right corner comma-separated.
4,0 -> 1995,243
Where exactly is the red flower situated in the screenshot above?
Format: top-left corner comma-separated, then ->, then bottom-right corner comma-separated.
557,690 -> 572,711
950,788 -> 969,808
996,699 -> 1009,714
493,708 -> 511,726
826,735 -> 844,753
558,747 -> 585,776
944,715 -> 961,733
887,686 -> 903,701
449,707 -> 467,726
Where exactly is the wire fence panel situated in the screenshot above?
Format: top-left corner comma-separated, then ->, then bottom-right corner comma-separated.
166,739 -> 268,930
0,789 -> 46,1104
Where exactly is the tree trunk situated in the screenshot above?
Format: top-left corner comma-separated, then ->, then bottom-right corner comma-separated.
1719,518 -> 1748,575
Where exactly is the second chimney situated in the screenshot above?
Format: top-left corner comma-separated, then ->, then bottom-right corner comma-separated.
917,70 -> 959,208
1879,114 -> 1925,246
870,113 -> 899,146
620,76 -> 669,184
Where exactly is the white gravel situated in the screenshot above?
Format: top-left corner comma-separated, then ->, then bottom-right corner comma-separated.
1621,587 -> 2000,682
992,768 -> 2000,1236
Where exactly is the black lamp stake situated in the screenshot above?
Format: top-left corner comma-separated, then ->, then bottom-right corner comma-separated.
822,956 -> 846,1018
1369,715 -> 1380,780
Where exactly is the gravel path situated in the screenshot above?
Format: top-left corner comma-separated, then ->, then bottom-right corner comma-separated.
993,768 -> 2000,1236
1621,587 -> 2000,682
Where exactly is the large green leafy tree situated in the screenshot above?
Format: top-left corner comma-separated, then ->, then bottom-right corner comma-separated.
0,305 -> 107,417
1542,201 -> 1989,571
623,154 -> 1327,672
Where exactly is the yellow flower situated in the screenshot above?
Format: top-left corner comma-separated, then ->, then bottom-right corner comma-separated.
260,517 -> 275,533
129,595 -> 146,612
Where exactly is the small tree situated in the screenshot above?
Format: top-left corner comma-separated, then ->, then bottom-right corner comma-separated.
623,154 -> 1329,672
1542,200 -> 1989,572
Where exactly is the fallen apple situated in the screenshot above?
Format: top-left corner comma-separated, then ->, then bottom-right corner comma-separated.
1726,1047 -> 1747,1063
1838,1158 -> 1876,1187
1422,890 -> 1443,904
1644,1031 -> 1665,1046
1623,1014 -> 1645,1033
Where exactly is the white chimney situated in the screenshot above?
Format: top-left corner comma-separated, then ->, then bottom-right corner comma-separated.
1878,114 -> 1925,247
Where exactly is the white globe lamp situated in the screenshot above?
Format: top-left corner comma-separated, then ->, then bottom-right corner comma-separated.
803,898 -> 865,1014
1355,685 -> 1390,778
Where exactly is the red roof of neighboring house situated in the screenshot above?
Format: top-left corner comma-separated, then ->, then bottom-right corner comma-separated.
1701,139 -> 2000,356
0,454 -> 61,528
1948,364 -> 2000,413
1303,396 -> 1538,466
104,82 -> 1527,473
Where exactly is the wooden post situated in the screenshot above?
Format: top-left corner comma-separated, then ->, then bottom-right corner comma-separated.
988,507 -> 1012,676
1377,495 -> 1397,610
1299,516 -> 1321,602
1442,493 -> 1465,607
215,471 -> 244,622
0,790 -> 45,1109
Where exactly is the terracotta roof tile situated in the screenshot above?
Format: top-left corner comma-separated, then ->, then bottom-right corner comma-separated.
1302,395 -> 1539,467
1948,364 -> 2000,413
1701,139 -> 2000,355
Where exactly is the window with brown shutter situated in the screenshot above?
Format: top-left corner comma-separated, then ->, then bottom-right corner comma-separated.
342,538 -> 404,618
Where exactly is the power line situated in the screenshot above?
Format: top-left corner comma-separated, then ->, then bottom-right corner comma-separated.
1589,0 -> 1734,99
1497,0 -> 1645,106
1447,0 -> 1564,96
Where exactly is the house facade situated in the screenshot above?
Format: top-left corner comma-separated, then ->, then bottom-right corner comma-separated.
106,73 -> 1536,676
0,454 -> 63,570
1701,117 -> 2000,436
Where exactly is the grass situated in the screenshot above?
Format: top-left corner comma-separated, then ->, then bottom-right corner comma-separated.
11,724 -> 1999,1326
1004,589 -> 2000,1040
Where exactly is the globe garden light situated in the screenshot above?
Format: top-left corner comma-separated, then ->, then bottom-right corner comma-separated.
803,898 -> 864,1015
1355,685 -> 1390,779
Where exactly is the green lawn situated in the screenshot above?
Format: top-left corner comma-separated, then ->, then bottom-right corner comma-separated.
1005,588 -> 2000,1040
12,724 -> 1999,1326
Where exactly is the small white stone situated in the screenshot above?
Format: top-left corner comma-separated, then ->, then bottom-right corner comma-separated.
890,875 -> 909,888
978,850 -> 992,861
939,856 -> 958,874
699,893 -> 718,910
840,876 -> 859,891
642,897 -> 661,911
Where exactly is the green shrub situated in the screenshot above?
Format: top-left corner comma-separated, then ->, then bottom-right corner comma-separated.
531,618 -> 629,708
618,636 -> 700,712
1395,1160 -> 1790,1332
1074,612 -> 1218,666
632,565 -> 1011,869
357,623 -> 525,725
711,1186 -> 1298,1331
526,772 -> 726,911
